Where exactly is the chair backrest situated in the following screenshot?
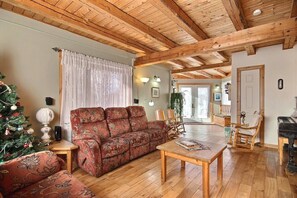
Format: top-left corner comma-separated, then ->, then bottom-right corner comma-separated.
167,109 -> 176,120
247,112 -> 263,136
105,107 -> 131,137
155,109 -> 166,121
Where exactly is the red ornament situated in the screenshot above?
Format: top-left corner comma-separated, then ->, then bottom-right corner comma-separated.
0,114 -> 2,118
12,112 -> 20,117
24,143 -> 29,148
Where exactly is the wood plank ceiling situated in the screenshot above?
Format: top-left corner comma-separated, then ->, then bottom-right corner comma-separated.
1,0 -> 296,79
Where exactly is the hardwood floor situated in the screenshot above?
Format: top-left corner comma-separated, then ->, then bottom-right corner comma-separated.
73,125 -> 297,198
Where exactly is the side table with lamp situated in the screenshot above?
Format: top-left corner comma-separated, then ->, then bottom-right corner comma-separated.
36,108 -> 78,173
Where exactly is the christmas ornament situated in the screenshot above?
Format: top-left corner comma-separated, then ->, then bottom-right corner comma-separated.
11,105 -> 17,110
24,143 -> 29,148
29,142 -> 33,148
12,112 -> 20,117
5,128 -> 10,135
17,127 -> 23,131
27,128 -> 34,134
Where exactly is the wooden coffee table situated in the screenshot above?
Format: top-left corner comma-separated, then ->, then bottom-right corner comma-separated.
157,138 -> 227,198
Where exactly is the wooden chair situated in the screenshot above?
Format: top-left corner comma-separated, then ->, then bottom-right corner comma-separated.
155,109 -> 166,121
155,109 -> 176,140
167,109 -> 186,135
232,111 -> 263,150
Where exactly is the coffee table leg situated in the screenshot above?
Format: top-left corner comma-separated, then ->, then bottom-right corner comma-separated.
161,150 -> 166,182
217,153 -> 223,186
181,160 -> 185,168
202,162 -> 210,198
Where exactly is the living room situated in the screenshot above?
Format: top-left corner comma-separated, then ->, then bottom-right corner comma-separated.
1,0 -> 297,197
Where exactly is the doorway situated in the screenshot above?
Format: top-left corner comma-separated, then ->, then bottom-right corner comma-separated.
179,84 -> 211,123
237,65 -> 265,144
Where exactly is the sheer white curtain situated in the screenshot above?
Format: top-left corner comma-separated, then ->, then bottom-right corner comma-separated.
60,50 -> 133,141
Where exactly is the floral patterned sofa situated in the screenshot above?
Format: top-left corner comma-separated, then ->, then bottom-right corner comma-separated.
71,106 -> 168,177
0,151 -> 95,198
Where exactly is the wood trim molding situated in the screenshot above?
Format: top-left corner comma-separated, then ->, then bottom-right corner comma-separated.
134,18 -> 297,67
237,64 -> 265,145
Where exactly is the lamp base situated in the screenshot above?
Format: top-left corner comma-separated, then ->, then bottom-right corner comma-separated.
41,125 -> 52,143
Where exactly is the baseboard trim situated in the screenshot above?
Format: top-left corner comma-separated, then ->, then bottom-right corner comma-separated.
263,143 -> 278,149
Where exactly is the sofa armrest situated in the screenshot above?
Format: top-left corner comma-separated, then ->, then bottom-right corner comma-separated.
0,151 -> 61,196
148,120 -> 166,130
73,133 -> 101,145
73,139 -> 102,177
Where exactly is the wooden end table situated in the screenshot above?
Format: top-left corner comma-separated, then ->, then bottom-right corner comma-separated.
157,138 -> 227,198
47,140 -> 78,173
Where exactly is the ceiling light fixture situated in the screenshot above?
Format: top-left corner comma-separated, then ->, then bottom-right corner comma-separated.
253,9 -> 262,16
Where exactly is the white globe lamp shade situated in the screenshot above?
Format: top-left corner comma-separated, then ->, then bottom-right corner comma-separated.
36,108 -> 54,143
36,108 -> 54,124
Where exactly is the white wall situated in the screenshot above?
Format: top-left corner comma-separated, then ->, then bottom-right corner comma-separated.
231,44 -> 297,145
0,9 -> 134,138
133,66 -> 170,121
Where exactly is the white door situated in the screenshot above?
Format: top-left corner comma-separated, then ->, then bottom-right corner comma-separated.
240,69 -> 260,123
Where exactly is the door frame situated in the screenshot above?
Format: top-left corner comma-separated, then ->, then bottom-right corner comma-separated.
237,65 -> 265,144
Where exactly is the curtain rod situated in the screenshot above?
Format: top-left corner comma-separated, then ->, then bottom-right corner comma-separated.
51,47 -> 134,67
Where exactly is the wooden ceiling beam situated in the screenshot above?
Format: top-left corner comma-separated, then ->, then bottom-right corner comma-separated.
149,0 -> 208,40
134,18 -> 297,66
3,0 -> 155,54
172,62 -> 231,74
194,71 -> 213,78
222,0 -> 256,55
81,0 -> 178,48
214,69 -> 227,77
283,0 -> 297,49
149,0 -> 227,61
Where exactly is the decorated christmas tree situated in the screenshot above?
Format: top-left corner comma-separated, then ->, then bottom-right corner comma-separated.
0,72 -> 42,162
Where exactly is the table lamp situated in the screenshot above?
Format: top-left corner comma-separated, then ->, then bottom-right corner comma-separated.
36,107 -> 54,143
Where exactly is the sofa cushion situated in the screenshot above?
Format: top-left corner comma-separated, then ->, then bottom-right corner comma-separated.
78,107 -> 105,123
118,131 -> 150,147
106,107 -> 129,120
10,170 -> 95,198
101,137 -> 130,159
126,106 -> 148,131
144,128 -> 164,141
127,106 -> 146,117
80,120 -> 110,140
106,107 -> 131,136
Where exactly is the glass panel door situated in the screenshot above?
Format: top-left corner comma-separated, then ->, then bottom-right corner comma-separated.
180,87 -> 192,118
179,84 -> 211,123
195,86 -> 210,122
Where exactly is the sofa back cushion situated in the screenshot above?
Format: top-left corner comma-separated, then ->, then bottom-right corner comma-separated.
127,106 -> 148,131
105,107 -> 131,137
0,151 -> 62,196
71,107 -> 110,140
